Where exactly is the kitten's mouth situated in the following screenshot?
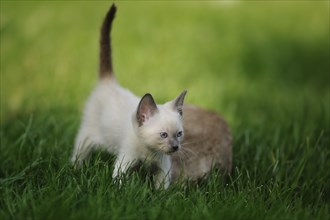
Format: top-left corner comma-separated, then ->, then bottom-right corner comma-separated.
165,149 -> 179,155
148,147 -> 178,155
155,146 -> 180,155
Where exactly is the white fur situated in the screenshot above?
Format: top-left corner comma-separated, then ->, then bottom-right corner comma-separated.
71,77 -> 185,189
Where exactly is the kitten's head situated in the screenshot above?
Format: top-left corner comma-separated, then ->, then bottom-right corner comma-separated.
133,90 -> 187,154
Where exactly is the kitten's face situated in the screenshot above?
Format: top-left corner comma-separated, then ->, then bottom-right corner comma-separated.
134,90 -> 187,154
138,105 -> 184,154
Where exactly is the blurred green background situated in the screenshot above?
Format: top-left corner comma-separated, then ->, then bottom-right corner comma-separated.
1,1 -> 328,125
1,1 -> 329,219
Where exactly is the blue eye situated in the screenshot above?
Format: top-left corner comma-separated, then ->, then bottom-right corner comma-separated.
160,132 -> 168,139
177,131 -> 183,137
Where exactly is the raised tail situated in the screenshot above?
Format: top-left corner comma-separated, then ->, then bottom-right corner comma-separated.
99,4 -> 117,78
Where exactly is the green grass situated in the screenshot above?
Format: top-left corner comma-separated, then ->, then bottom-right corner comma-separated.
1,1 -> 329,219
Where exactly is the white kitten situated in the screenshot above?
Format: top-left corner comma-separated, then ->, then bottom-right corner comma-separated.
71,4 -> 187,189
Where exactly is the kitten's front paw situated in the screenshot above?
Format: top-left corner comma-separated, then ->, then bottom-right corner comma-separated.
155,180 -> 169,190
70,157 -> 83,169
112,172 -> 125,188
112,157 -> 133,187
155,174 -> 170,190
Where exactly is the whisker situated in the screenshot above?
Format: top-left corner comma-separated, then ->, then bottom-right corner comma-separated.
176,150 -> 189,160
181,139 -> 205,146
181,147 -> 198,157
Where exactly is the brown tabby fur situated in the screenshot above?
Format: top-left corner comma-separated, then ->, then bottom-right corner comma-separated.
171,104 -> 232,182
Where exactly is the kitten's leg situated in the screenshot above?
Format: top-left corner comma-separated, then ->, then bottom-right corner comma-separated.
155,155 -> 171,189
112,153 -> 135,180
71,131 -> 94,167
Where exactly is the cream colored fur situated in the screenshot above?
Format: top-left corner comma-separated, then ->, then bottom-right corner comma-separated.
71,77 -> 186,189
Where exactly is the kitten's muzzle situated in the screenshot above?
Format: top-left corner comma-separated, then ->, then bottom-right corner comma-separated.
169,139 -> 179,152
164,145 -> 180,154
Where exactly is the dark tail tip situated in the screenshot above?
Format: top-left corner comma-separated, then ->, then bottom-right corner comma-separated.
99,3 -> 117,78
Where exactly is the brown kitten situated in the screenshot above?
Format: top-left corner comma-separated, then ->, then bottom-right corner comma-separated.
171,104 -> 232,182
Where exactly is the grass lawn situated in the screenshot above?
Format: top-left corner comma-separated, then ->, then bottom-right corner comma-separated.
1,1 -> 329,219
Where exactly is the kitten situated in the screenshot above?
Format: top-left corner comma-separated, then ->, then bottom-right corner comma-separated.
171,105 -> 232,182
71,4 -> 232,188
71,4 -> 187,189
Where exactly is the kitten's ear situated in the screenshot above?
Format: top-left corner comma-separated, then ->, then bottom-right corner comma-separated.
172,90 -> 187,116
136,93 -> 159,126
